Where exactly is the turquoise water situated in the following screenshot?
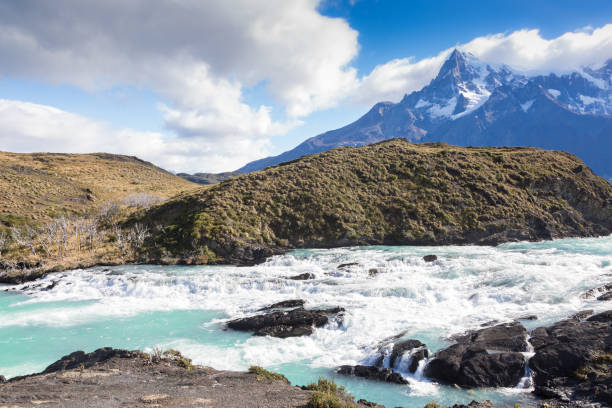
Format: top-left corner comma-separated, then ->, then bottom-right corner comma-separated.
1,235 -> 611,407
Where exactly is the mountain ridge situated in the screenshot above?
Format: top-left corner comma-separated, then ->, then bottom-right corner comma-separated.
238,50 -> 612,179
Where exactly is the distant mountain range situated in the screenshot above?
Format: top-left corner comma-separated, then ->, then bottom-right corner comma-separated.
177,171 -> 241,185
238,50 -> 612,180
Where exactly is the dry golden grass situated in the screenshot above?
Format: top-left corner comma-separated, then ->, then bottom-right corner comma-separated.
0,151 -> 200,228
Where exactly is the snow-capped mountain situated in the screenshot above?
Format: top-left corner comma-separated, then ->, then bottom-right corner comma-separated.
239,50 -> 612,179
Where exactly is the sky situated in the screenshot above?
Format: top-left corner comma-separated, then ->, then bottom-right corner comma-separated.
0,0 -> 611,173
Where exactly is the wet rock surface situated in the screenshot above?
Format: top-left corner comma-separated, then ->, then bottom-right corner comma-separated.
286,272 -> 315,280
227,306 -> 344,338
0,348 -> 317,408
337,365 -> 408,385
424,322 -> 527,387
529,309 -> 612,405
258,299 -> 305,311
389,339 -> 428,372
423,255 -> 438,262
581,283 -> 612,300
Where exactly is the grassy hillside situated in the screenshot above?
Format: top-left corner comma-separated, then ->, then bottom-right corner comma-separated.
139,139 -> 612,265
0,151 -> 199,229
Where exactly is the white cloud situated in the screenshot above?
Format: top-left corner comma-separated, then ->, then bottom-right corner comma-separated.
0,0 -> 611,172
0,99 -> 273,173
354,24 -> 612,106
0,0 -> 358,171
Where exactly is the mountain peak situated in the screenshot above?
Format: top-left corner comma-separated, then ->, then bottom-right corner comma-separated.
434,49 -> 481,84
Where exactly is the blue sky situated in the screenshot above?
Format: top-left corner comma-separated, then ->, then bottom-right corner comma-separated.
0,0 -> 610,172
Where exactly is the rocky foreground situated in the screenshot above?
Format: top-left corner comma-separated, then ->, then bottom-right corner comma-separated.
0,348 -> 494,408
0,348 -> 316,408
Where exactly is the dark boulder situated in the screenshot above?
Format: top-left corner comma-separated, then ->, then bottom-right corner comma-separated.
423,255 -> 438,262
597,291 -> 612,301
581,282 -> 612,299
337,365 -> 408,385
389,339 -> 427,371
43,348 -> 142,373
337,262 -> 359,269
529,310 -> 612,405
424,322 -> 527,388
447,401 -> 493,408
516,314 -> 538,321
357,399 -> 385,407
287,273 -> 315,280
0,375 -> 5,383
368,268 -> 380,277
408,349 -> 428,373
227,307 -> 344,338
569,309 -> 594,321
258,299 -> 305,311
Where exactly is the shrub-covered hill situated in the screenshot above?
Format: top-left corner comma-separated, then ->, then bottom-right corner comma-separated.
0,151 -> 198,228
140,139 -> 612,265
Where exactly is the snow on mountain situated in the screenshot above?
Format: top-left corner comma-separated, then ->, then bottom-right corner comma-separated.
238,50 -> 612,178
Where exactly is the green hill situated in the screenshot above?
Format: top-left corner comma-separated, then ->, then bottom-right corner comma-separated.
0,151 -> 199,229
139,139 -> 612,265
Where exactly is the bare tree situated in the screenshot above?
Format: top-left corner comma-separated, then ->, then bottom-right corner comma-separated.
11,226 -> 38,255
0,231 -> 8,258
129,223 -> 150,249
40,221 -> 59,255
98,201 -> 121,225
113,224 -> 128,254
83,218 -> 99,250
122,193 -> 163,208
56,216 -> 70,254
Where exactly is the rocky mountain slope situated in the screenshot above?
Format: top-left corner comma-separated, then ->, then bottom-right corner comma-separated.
0,151 -> 198,229
239,50 -> 612,180
139,139 -> 612,265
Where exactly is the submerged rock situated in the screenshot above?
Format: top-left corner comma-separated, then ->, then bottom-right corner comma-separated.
597,292 -> 612,301
423,255 -> 437,262
424,322 -> 527,388
337,262 -> 359,269
287,273 -> 315,280
337,365 -> 408,385
227,307 -> 344,338
258,299 -> 305,311
581,282 -> 612,299
569,309 -> 594,320
529,310 -> 612,406
368,268 -> 380,277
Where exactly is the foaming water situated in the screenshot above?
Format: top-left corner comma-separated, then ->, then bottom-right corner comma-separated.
1,235 -> 611,407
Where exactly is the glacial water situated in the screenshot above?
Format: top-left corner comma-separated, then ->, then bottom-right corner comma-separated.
1,235 -> 611,407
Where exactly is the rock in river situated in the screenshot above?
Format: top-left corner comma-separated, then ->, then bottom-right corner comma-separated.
389,339 -> 428,373
529,309 -> 612,405
424,322 -> 527,388
258,299 -> 305,311
423,255 -> 438,262
227,307 -> 344,338
287,273 -> 315,280
337,365 -> 408,385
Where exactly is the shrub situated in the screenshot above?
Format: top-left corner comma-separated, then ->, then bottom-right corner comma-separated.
162,349 -> 195,370
305,378 -> 358,408
248,366 -> 289,383
122,193 -> 163,208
